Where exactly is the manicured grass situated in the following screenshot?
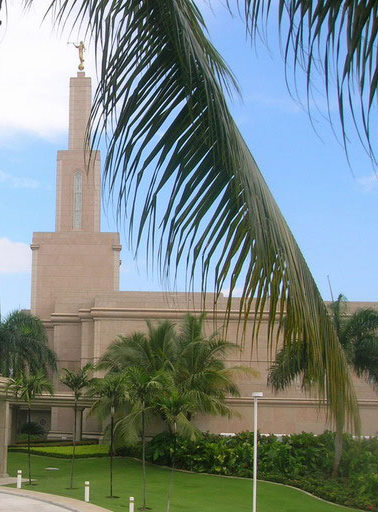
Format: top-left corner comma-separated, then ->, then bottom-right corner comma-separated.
7,453 -> 360,512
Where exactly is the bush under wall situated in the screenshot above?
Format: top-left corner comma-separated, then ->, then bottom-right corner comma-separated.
117,431 -> 378,512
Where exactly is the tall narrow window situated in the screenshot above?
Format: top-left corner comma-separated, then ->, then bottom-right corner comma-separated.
73,171 -> 83,229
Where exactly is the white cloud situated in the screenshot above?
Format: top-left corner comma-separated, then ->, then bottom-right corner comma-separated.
357,173 -> 378,192
221,287 -> 243,297
0,238 -> 31,274
0,1 -> 97,141
0,170 -> 40,189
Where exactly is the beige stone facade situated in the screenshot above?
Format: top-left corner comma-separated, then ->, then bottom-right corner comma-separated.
29,72 -> 378,438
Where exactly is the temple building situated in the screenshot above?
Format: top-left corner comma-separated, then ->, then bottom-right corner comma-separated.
26,71 -> 378,439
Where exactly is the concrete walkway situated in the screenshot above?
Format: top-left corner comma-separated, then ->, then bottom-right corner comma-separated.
0,487 -> 112,512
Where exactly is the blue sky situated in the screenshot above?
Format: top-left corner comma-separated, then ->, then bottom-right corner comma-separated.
0,1 -> 377,317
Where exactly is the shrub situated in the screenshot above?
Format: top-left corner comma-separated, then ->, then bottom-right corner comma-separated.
20,422 -> 45,437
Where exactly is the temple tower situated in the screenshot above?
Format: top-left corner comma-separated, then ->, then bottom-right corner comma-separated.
30,72 -> 121,323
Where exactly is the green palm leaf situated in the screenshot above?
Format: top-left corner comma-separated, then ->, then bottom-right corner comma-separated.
242,0 -> 377,161
0,311 -> 56,378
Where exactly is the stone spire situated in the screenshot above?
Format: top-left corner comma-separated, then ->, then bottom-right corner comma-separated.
31,71 -> 121,319
55,72 -> 101,232
69,71 -> 91,150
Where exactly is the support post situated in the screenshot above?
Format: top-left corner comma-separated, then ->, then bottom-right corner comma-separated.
129,496 -> 135,512
84,481 -> 90,502
17,470 -> 22,489
252,392 -> 263,512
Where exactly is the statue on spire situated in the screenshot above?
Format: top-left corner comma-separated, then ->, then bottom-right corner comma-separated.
69,41 -> 86,70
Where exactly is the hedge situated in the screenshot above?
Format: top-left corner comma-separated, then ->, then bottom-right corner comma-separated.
9,444 -> 109,458
11,438 -> 99,447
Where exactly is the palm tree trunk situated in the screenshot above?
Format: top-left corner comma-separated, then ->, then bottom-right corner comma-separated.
166,422 -> 177,512
80,408 -> 83,442
141,407 -> 148,510
332,414 -> 344,478
69,400 -> 77,488
27,405 -> 31,485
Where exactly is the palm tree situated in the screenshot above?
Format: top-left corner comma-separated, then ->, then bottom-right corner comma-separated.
6,371 -> 53,484
268,295 -> 378,477
156,387 -> 200,512
117,367 -> 169,511
174,314 -> 251,420
89,373 -> 128,498
60,363 -> 94,488
98,320 -> 176,375
0,310 -> 56,378
99,315 -> 248,422
21,0 -> 362,431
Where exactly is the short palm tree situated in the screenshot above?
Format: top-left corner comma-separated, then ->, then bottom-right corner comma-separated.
0,310 -> 56,378
268,295 -> 378,476
6,371 -> 53,484
98,320 -> 176,375
89,373 -> 128,498
174,314 -> 251,420
60,363 -> 94,488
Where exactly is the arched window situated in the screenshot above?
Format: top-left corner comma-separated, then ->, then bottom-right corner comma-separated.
73,171 -> 83,229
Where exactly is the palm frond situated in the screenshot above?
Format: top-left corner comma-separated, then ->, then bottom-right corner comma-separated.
242,0 -> 377,162
268,340 -> 313,392
0,310 -> 57,377
89,373 -> 129,419
60,363 -> 94,400
353,335 -> 378,389
6,371 -> 54,402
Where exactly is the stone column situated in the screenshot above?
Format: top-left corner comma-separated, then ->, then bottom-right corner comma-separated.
0,398 -> 10,477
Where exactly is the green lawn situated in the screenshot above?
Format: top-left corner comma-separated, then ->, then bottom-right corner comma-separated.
7,453 -> 360,512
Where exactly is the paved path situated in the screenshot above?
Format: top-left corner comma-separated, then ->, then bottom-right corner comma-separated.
0,487 -> 112,512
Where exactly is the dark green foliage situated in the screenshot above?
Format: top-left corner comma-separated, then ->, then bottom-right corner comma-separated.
117,431 -> 378,511
0,310 -> 56,377
20,422 -> 45,437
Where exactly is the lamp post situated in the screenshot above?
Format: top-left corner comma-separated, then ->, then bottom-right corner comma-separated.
252,392 -> 263,512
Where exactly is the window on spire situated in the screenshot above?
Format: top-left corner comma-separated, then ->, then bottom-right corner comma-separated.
73,171 -> 83,229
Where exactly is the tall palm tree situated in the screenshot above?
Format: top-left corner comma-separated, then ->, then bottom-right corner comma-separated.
268,294 -> 378,477
156,387 -> 200,512
0,310 -> 56,378
20,0 -> 362,430
6,371 -> 54,484
99,316 -> 245,508
60,363 -> 94,489
117,367 -> 169,511
89,373 -> 129,498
